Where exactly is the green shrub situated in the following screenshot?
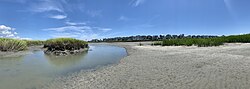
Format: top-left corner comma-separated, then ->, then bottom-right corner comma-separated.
0,38 -> 27,51
138,43 -> 143,46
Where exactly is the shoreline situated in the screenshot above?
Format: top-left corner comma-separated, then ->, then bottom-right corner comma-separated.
0,45 -> 43,58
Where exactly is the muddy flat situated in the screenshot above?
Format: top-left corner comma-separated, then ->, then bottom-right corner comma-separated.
45,42 -> 250,89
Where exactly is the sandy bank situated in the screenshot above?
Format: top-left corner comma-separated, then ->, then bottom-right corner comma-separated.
44,42 -> 250,89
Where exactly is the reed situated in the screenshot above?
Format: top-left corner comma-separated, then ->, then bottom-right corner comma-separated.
44,38 -> 88,51
0,38 -> 27,51
24,40 -> 45,46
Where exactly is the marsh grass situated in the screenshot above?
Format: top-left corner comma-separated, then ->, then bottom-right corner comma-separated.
151,41 -> 162,46
223,34 -> 250,43
44,38 -> 88,51
0,38 -> 27,51
24,40 -> 45,46
162,38 -> 224,47
156,34 -> 250,47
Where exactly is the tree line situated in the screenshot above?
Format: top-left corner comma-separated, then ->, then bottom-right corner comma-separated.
89,34 -> 219,42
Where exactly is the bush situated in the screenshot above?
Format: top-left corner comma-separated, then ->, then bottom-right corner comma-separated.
0,38 -> 27,51
138,43 -> 143,46
44,38 -> 88,51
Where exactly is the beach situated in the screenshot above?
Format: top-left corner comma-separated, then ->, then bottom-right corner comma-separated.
44,42 -> 250,89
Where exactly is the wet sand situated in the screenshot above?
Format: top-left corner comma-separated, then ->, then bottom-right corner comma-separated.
0,46 -> 43,58
44,42 -> 250,89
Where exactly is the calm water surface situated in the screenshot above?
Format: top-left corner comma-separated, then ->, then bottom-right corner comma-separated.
0,44 -> 127,89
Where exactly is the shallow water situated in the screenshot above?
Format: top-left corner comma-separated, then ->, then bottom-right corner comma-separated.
0,44 -> 127,89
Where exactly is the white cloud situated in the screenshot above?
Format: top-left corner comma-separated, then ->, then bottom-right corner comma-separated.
30,0 -> 64,13
15,37 -> 32,40
49,15 -> 67,19
51,32 -> 79,38
43,26 -> 91,32
0,25 -> 16,38
99,28 -> 112,32
44,25 -> 112,41
0,25 -> 13,30
130,0 -> 145,7
65,21 -> 86,26
0,25 -> 32,40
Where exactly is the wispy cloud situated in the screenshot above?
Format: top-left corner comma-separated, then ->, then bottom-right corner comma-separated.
1,0 -> 29,4
130,0 -> 145,7
65,21 -> 86,26
44,25 -> 112,40
29,0 -> 64,13
99,28 -> 112,32
49,15 -> 67,19
86,10 -> 102,17
0,25 -> 31,40
43,26 -> 90,32
119,16 -> 130,21
51,32 -> 80,38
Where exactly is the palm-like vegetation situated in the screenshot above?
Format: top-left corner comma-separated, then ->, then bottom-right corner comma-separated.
0,38 -> 27,51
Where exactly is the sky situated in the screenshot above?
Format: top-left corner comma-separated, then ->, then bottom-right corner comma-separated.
0,0 -> 250,40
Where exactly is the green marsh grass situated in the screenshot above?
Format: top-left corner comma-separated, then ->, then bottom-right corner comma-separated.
156,34 -> 250,47
44,38 -> 88,51
161,38 -> 224,47
24,40 -> 45,46
151,41 -> 162,46
0,38 -> 27,51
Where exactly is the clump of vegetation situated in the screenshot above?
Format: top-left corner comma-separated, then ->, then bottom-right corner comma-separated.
161,38 -> 224,47
155,34 -> 250,47
223,34 -> 250,43
151,41 -> 162,46
44,38 -> 88,53
138,43 -> 143,46
0,38 -> 27,51
24,40 -> 45,46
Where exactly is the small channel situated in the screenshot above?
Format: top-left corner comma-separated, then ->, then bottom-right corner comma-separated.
0,44 -> 127,89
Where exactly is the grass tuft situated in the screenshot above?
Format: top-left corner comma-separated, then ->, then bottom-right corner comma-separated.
44,38 -> 88,51
0,38 -> 27,51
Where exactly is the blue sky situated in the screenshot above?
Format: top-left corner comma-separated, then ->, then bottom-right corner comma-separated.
0,0 -> 250,40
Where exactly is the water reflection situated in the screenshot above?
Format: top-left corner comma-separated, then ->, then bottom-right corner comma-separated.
0,55 -> 25,73
0,45 -> 127,89
44,51 -> 88,67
